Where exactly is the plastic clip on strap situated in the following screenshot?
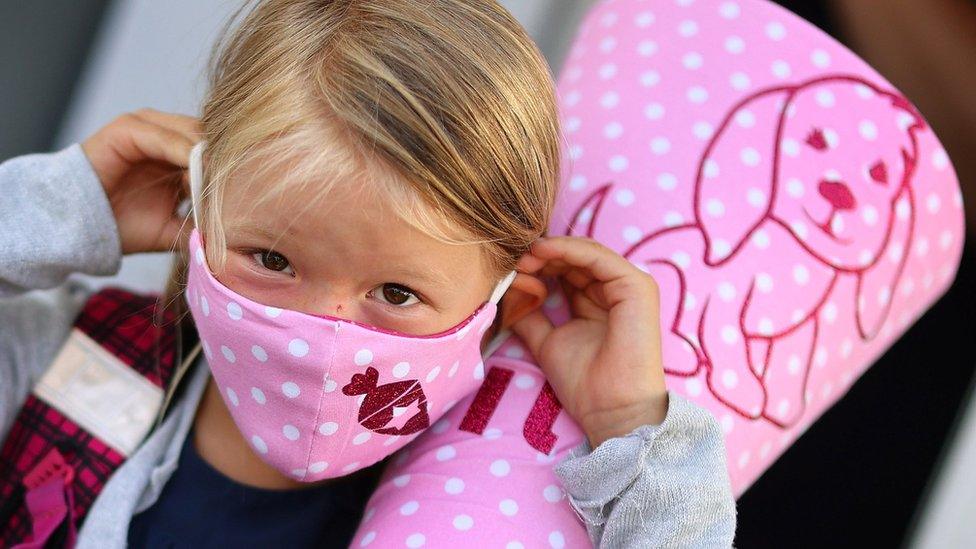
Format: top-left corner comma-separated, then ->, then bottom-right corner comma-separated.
13,447 -> 78,549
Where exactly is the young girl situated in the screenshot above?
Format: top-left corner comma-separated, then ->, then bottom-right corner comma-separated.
0,1 -> 736,547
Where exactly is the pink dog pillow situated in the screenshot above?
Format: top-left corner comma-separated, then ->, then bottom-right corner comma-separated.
349,0 -> 965,546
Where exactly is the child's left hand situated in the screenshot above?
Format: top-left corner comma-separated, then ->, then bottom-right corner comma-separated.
511,236 -> 669,448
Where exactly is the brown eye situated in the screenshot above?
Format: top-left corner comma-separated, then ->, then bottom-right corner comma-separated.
379,283 -> 419,306
251,250 -> 293,275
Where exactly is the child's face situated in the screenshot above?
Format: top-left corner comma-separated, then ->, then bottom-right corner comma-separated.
212,171 -> 499,342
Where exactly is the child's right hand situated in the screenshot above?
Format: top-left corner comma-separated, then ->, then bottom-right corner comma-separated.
511,236 -> 670,448
81,108 -> 202,255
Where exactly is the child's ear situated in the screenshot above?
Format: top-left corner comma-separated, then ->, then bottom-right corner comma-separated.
498,272 -> 548,331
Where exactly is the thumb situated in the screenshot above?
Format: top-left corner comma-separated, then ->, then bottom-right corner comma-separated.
509,308 -> 554,362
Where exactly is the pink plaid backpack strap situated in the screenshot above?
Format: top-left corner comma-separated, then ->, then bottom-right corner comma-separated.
0,288 -> 181,548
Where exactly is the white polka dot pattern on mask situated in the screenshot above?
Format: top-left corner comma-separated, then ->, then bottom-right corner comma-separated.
281,382 -> 300,398
287,338 -> 309,357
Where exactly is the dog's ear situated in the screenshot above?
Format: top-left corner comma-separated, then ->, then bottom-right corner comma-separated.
565,183 -> 612,238
855,187 -> 913,340
695,90 -> 790,266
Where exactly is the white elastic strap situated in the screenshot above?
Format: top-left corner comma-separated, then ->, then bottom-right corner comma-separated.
489,270 -> 517,305
482,270 -> 518,358
153,340 -> 202,430
482,327 -> 513,359
188,140 -> 207,230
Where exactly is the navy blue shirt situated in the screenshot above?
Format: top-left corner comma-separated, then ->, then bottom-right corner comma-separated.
127,426 -> 383,548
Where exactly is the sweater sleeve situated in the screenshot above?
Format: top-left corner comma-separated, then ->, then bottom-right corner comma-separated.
0,142 -> 122,296
552,391 -> 738,548
0,142 -> 123,443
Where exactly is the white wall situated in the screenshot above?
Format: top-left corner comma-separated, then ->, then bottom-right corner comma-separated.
56,0 -> 240,294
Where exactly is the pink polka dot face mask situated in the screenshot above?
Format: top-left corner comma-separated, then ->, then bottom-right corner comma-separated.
183,141 -> 516,481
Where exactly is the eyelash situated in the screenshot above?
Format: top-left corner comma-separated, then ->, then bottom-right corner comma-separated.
244,249 -> 423,308
248,249 -> 294,277
367,284 -> 422,308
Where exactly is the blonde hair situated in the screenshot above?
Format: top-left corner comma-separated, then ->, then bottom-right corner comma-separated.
161,0 -> 560,342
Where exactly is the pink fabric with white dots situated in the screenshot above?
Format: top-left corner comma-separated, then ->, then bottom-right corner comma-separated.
184,228 -> 501,481
353,356 -> 586,549
351,0 -> 965,546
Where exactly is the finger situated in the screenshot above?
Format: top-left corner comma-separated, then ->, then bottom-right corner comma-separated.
536,237 -> 662,314
515,251 -> 547,274
157,208 -> 194,253
130,108 -> 203,140
570,287 -> 609,320
534,254 -> 615,279
530,236 -> 642,284
509,308 -> 555,361
113,114 -> 197,173
517,253 -> 592,312
531,255 -> 597,277
539,262 -> 596,293
536,259 -> 595,283
581,277 -> 610,309
556,275 -> 573,299
527,244 -> 629,307
534,245 -> 621,304
563,267 -> 593,291
179,167 -> 191,197
557,273 -> 609,320
130,109 -> 202,198
535,258 -> 572,277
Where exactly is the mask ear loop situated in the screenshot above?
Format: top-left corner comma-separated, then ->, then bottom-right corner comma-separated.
482,270 -> 518,358
154,140 -> 208,430
188,140 -> 207,231
488,270 -> 518,305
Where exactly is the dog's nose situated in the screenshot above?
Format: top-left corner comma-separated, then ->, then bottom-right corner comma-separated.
818,180 -> 856,210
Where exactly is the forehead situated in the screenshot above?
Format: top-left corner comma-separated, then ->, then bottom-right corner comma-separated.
219,152 -> 490,282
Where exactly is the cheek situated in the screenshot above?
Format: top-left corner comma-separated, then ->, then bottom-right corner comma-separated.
381,289 -> 491,337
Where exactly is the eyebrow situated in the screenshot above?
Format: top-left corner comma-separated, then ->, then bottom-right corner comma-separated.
229,222 -> 453,288
388,266 -> 452,288
228,222 -> 293,242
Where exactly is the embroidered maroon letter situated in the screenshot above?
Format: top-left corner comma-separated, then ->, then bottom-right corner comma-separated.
459,366 -> 513,434
523,381 -> 562,454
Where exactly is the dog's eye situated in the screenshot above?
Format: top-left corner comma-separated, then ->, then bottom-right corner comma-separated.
868,159 -> 888,185
805,128 -> 828,151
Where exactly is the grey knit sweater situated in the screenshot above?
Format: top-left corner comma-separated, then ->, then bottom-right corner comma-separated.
0,142 -> 737,548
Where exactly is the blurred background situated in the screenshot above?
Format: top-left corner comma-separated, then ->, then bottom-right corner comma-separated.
1,1 -> 973,546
